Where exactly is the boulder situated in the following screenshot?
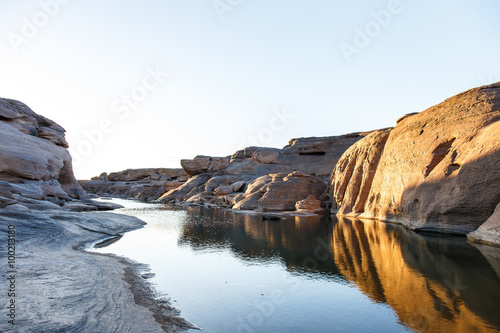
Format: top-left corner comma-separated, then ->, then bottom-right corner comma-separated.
253,148 -> 280,164
96,172 -> 108,181
232,171 -> 326,211
295,195 -> 324,214
158,174 -> 212,203
63,201 -> 99,212
180,155 -> 231,176
214,186 -> 233,196
230,180 -> 246,192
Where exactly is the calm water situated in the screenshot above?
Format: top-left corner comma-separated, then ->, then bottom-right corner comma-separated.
94,199 -> 500,333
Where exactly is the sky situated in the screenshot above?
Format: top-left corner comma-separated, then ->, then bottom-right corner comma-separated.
1,0 -> 499,179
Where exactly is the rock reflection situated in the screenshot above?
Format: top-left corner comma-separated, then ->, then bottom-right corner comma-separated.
178,207 -> 500,332
333,217 -> 500,332
180,207 -> 340,275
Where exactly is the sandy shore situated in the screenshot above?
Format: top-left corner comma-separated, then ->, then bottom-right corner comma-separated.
0,209 -> 194,332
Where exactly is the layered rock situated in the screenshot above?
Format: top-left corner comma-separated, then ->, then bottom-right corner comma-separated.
80,168 -> 187,203
158,133 -> 370,213
158,174 -> 254,207
232,172 -> 326,212
181,156 -> 230,176
106,168 -> 187,182
0,98 -> 87,210
330,83 -> 500,237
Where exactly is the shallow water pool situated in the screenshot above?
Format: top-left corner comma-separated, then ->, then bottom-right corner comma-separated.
94,199 -> 500,333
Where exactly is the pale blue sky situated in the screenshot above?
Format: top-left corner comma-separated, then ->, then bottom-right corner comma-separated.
1,0 -> 499,179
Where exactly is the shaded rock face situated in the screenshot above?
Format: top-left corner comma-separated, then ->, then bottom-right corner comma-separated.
468,203 -> 500,246
80,168 -> 187,203
232,172 -> 326,212
330,83 -> 500,236
0,98 -> 86,209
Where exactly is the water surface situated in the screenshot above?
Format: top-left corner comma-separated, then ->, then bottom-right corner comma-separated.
94,199 -> 500,333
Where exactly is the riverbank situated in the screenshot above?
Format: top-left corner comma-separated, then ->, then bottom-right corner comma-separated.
0,208 -> 193,332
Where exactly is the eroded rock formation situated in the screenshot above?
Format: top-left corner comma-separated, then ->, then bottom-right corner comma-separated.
232,172 -> 326,212
330,83 -> 500,238
80,168 -> 187,202
331,129 -> 391,216
0,98 -> 88,210
157,133 -> 372,213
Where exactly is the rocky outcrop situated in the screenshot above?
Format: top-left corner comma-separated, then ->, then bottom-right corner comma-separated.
232,172 -> 326,211
331,129 -> 391,215
106,168 -> 187,182
295,195 -> 324,214
181,156 -> 231,176
330,83 -> 500,237
158,174 -> 254,207
221,133 -> 373,179
0,98 -> 192,331
158,133 -> 371,213
80,168 -> 187,203
0,98 -> 87,210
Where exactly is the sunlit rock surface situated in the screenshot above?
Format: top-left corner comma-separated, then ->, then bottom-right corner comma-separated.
329,83 -> 500,238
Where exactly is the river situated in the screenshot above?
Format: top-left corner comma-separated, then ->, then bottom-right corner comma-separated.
93,199 -> 500,333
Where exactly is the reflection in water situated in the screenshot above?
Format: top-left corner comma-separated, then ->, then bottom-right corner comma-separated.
333,217 -> 500,332
179,207 -> 500,332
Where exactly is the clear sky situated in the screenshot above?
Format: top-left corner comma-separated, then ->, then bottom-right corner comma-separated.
1,0 -> 499,179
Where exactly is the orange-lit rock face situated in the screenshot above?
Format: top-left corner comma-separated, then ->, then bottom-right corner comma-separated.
362,84 -> 500,233
332,217 -> 500,332
330,83 -> 500,237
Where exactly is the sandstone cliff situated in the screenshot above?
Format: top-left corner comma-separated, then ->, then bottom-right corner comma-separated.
0,98 -> 91,210
330,83 -> 500,239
